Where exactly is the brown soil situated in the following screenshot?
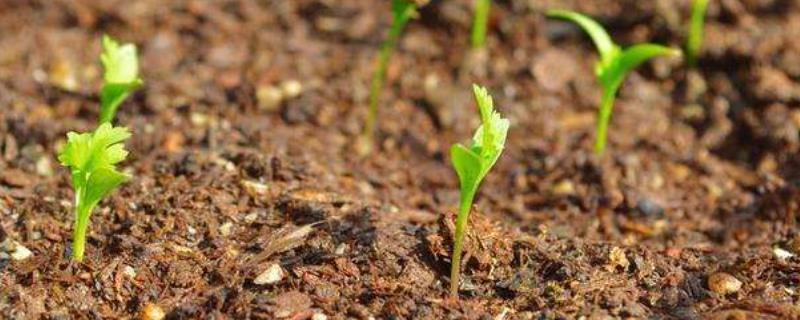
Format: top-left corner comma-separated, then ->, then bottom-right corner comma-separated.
2,0 -> 800,319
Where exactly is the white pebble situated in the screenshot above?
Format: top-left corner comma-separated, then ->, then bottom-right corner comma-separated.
312,312 -> 328,320
253,263 -> 284,285
219,222 -> 233,237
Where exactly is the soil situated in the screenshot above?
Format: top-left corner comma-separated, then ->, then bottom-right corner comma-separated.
1,0 -> 800,319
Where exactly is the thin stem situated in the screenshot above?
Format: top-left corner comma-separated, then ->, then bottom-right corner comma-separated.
687,0 -> 709,68
71,190 -> 91,262
362,7 -> 413,149
594,87 -> 617,154
449,187 -> 476,297
471,0 -> 491,48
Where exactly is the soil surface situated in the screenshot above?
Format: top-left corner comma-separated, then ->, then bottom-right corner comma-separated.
2,0 -> 800,319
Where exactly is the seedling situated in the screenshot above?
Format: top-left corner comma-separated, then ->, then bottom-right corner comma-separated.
449,84 -> 509,296
100,35 -> 143,124
58,123 -> 131,262
547,10 -> 681,154
361,0 -> 418,152
471,0 -> 491,48
686,0 -> 709,67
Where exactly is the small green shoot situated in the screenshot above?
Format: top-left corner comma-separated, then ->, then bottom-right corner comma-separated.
686,0 -> 709,67
58,123 -> 131,262
100,35 -> 143,124
449,84 -> 509,297
361,0 -> 418,153
471,0 -> 491,48
547,10 -> 681,154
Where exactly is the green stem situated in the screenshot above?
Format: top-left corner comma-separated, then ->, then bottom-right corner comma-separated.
471,0 -> 491,48
362,7 -> 413,148
71,190 -> 91,262
594,87 -> 617,154
686,0 -> 709,68
450,187 -> 476,297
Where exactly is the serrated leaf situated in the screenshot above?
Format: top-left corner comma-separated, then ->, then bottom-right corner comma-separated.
451,84 -> 508,200
59,123 -> 131,174
469,84 -> 509,176
101,35 -> 141,85
100,35 -> 143,124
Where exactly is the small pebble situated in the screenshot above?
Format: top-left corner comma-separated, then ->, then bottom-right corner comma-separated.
607,247 -> 629,271
257,85 -> 284,111
241,180 -> 269,196
636,198 -> 664,218
281,80 -> 303,98
551,180 -> 575,196
312,312 -> 328,320
36,156 -> 53,177
122,265 -> 137,279
244,212 -> 260,223
708,272 -> 742,295
140,303 -> 165,320
219,222 -> 233,237
774,246 -> 794,260
0,239 -> 33,261
254,263 -> 284,285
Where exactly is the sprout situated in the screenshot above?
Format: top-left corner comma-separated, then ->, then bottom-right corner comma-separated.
686,0 -> 710,67
471,0 -> 491,48
360,0 -> 419,154
100,35 -> 143,124
58,123 -> 131,262
449,84 -> 509,296
547,10 -> 681,154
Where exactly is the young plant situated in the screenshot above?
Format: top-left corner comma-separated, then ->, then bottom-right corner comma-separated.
547,10 -> 681,154
449,84 -> 509,297
471,0 -> 491,48
100,35 -> 143,124
361,0 -> 419,153
58,123 -> 131,262
686,0 -> 710,67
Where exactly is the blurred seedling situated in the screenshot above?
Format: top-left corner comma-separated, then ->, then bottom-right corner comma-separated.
471,0 -> 491,48
686,0 -> 710,67
449,84 -> 509,297
359,0 -> 422,155
547,10 -> 681,154
100,35 -> 143,124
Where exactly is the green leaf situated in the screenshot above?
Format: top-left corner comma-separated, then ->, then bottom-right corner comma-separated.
59,123 -> 131,175
100,35 -> 143,124
470,84 -> 509,176
83,167 -> 130,210
449,84 -> 508,296
101,35 -> 141,85
59,122 -> 131,262
450,144 -> 482,195
603,44 -> 681,90
547,10 -> 619,64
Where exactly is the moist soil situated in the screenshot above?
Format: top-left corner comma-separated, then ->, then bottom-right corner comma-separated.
2,0 -> 800,319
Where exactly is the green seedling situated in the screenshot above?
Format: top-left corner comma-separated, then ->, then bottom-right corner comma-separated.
449,84 -> 509,297
471,0 -> 491,48
361,0 -> 418,152
58,123 -> 131,262
686,0 -> 709,67
547,10 -> 681,154
100,35 -> 143,124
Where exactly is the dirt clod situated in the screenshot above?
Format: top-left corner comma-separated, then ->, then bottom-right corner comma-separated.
708,272 -> 743,296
